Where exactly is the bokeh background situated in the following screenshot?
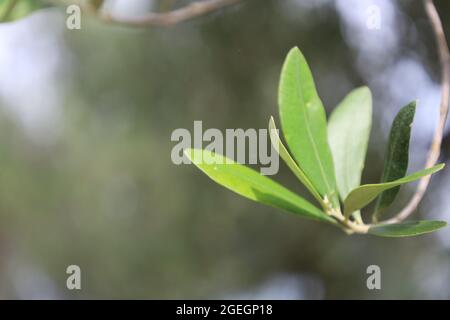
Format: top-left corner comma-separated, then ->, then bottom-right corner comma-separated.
0,0 -> 449,299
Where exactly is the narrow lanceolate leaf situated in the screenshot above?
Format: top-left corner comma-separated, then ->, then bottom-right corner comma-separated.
268,116 -> 323,206
0,0 -> 47,23
185,149 -> 336,224
278,47 -> 338,207
369,220 -> 447,237
343,164 -> 445,217
373,102 -> 416,221
328,86 -> 372,200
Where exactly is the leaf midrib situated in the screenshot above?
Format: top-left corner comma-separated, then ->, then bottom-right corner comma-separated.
342,109 -> 355,197
382,120 -> 404,182
293,57 -> 332,197
217,165 -> 325,219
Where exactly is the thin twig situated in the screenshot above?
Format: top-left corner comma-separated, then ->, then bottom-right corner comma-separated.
97,0 -> 242,28
383,0 -> 450,225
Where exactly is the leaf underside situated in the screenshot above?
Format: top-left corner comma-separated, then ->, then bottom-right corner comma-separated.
184,148 -> 335,224
369,220 -> 447,237
328,86 -> 372,201
343,164 -> 445,217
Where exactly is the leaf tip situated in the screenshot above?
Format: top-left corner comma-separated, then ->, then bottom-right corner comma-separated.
289,46 -> 301,53
286,46 -> 305,61
183,148 -> 195,161
357,85 -> 371,93
269,115 -> 275,124
354,86 -> 373,101
430,163 -> 446,173
406,100 -> 417,113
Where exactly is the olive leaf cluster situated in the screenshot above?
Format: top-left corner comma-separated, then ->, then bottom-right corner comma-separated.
186,47 -> 446,237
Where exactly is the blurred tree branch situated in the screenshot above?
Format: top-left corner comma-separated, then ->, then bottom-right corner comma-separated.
385,0 -> 450,224
71,0 -> 243,27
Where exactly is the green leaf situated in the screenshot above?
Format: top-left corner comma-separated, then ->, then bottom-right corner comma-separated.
328,86 -> 372,200
185,148 -> 335,224
373,101 -> 416,221
343,164 -> 445,217
369,220 -> 447,237
0,0 -> 47,23
268,116 -> 323,206
278,47 -> 338,207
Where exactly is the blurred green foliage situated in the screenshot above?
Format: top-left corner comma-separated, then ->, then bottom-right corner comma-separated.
0,0 -> 47,22
0,0 -> 449,299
